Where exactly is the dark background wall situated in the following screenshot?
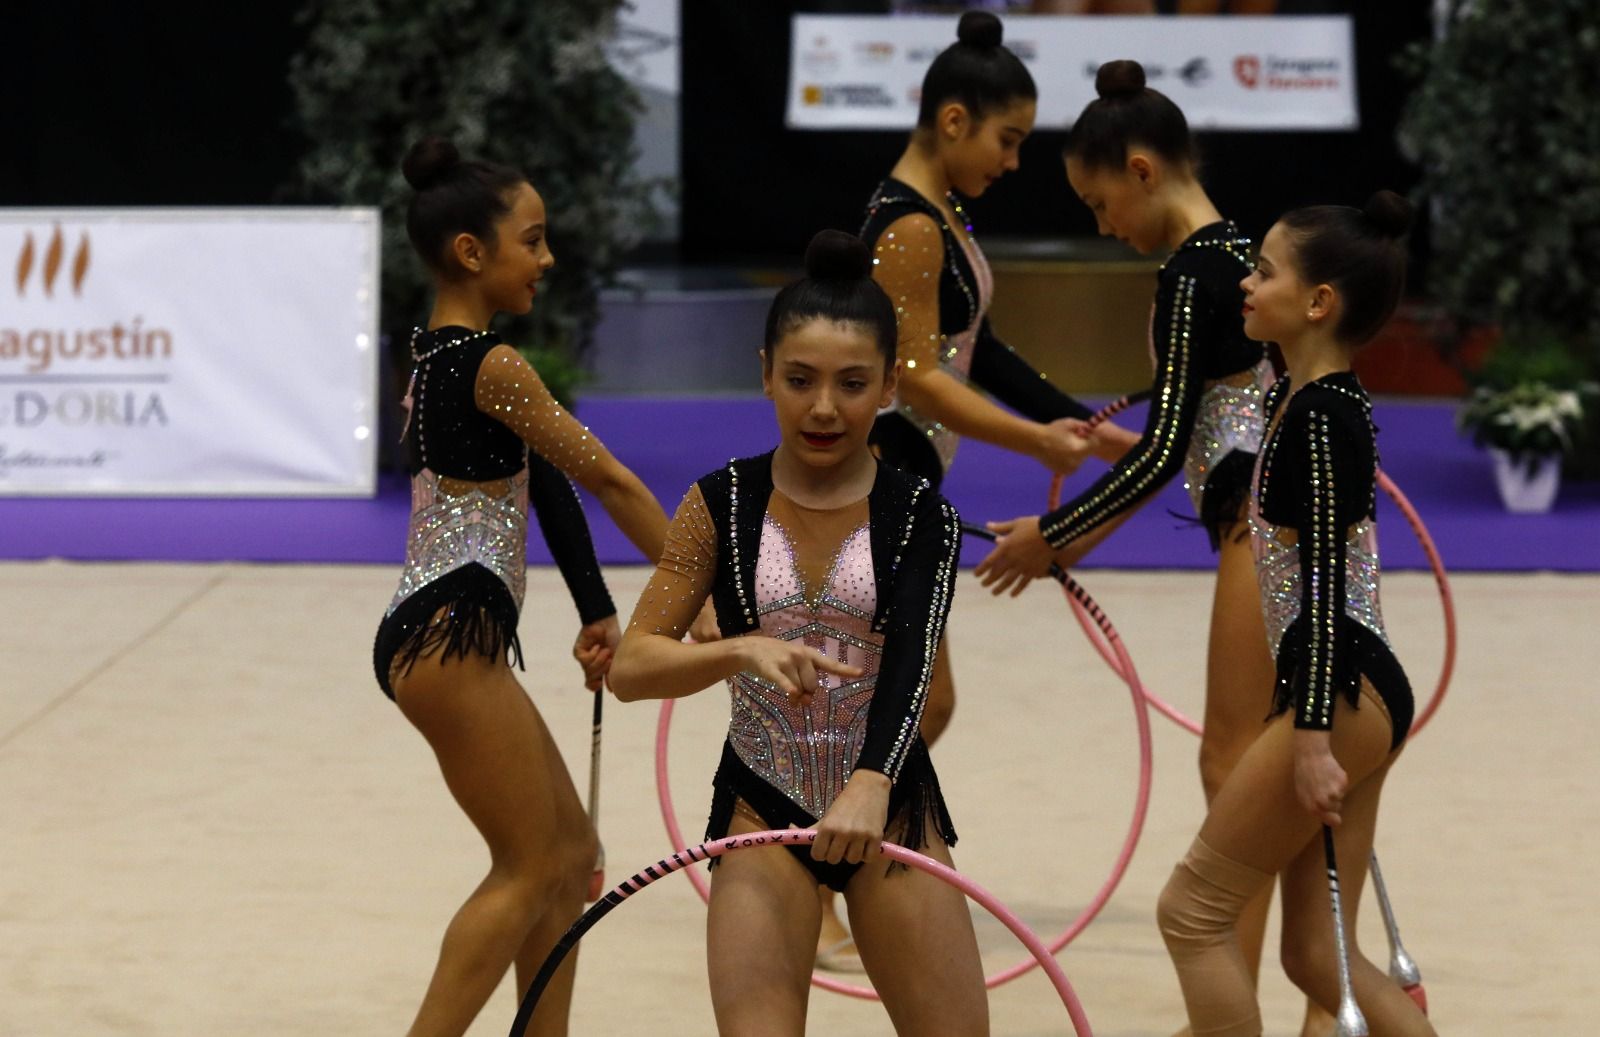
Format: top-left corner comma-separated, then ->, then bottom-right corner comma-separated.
4,3 -> 1428,262
1,5 -> 305,207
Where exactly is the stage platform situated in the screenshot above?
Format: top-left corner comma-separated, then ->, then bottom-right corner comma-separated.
4,396 -> 1597,572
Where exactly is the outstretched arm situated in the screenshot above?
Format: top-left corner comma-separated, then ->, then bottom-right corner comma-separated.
475,344 -> 667,563
874,214 -> 1089,475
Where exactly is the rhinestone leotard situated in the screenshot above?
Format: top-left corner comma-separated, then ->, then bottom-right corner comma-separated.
1251,372 -> 1412,748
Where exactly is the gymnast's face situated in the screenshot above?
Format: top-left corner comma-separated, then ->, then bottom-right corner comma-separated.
456,181 -> 555,315
1065,152 -> 1167,255
1240,223 -> 1315,345
762,320 -> 898,469
942,99 -> 1035,199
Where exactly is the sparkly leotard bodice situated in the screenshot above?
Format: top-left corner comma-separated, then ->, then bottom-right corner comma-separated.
387,467 -> 531,617
1250,372 -> 1410,746
1182,357 -> 1274,516
371,326 -> 614,699
726,515 -> 882,819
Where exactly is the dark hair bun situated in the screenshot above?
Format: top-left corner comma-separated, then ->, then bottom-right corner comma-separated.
1095,59 -> 1146,100
1362,190 -> 1413,239
402,136 -> 461,191
804,229 -> 871,282
957,10 -> 1003,49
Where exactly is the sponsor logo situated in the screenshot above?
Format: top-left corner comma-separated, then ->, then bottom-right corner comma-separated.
15,224 -> 90,298
4,224 -> 175,443
1234,55 -> 1261,89
1235,54 -> 1342,91
1178,57 -> 1210,87
853,41 -> 895,64
0,391 -> 167,428
800,83 -> 895,109
799,35 -> 840,74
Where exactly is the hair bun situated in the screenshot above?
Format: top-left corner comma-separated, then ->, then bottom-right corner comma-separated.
804,230 -> 871,282
1362,190 -> 1413,239
956,10 -> 1003,49
402,136 -> 462,191
1095,59 -> 1146,100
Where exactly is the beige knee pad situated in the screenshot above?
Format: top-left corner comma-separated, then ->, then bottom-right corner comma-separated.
1156,837 -> 1273,1037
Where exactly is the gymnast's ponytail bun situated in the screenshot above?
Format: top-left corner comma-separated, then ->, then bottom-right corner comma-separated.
804,229 -> 871,282
917,12 -> 1035,128
1095,59 -> 1147,100
1067,60 -> 1195,172
1362,190 -> 1414,239
957,10 -> 1004,49
401,137 -> 528,271
766,231 -> 896,370
402,136 -> 462,192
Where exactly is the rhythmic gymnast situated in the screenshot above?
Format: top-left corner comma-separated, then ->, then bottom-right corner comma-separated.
853,9 -> 1097,967
971,58 -> 1311,1031
609,231 -> 986,1037
372,136 -> 667,1037
1156,191 -> 1435,1037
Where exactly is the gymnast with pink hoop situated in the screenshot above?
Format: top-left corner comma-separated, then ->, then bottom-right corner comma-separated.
970,57 -> 1318,1032
1155,192 -> 1436,1037
608,230 -> 986,1036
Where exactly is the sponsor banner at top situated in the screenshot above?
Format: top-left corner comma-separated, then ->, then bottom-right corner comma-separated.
788,14 -> 1357,132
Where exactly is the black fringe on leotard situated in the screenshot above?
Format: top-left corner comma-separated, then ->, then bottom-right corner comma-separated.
372,564 -> 524,700
703,739 -> 956,893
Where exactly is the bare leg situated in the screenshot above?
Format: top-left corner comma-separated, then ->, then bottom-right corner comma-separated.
1197,526 -> 1279,987
706,805 -> 822,1037
508,693 -> 602,1034
1159,682 -> 1422,1036
394,652 -> 597,1037
816,633 -> 955,970
847,826 -> 989,1036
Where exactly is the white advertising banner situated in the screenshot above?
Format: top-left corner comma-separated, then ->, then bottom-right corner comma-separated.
788,14 -> 1357,132
0,209 -> 379,496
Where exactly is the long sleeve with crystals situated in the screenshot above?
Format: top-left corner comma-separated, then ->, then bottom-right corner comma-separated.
1287,403 -> 1366,732
969,321 -> 1093,422
854,495 -> 962,781
871,212 -> 950,376
624,484 -> 718,641
1040,267 -> 1212,548
527,450 -> 615,625
474,344 -> 603,481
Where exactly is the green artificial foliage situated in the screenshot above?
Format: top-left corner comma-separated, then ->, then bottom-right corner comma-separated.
1400,2 -> 1600,474
1400,2 -> 1600,357
285,0 -> 662,402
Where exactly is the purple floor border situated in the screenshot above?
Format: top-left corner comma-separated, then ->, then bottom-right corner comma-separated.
2,397 -> 1597,572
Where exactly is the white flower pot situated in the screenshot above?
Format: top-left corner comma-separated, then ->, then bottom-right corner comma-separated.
1490,447 -> 1562,513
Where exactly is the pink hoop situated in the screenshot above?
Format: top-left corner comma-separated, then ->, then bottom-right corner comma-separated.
655,576 -> 1156,997
514,829 -> 1095,1036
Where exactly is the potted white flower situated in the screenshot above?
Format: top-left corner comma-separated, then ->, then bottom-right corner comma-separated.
1456,340 -> 1599,513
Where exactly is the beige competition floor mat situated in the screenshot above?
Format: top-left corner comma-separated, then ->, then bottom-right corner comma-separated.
3,562 -> 1595,1035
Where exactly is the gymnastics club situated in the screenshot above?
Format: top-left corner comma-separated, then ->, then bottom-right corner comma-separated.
1323,826 -> 1369,1037
1369,850 -> 1427,1012
586,687 -> 605,902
